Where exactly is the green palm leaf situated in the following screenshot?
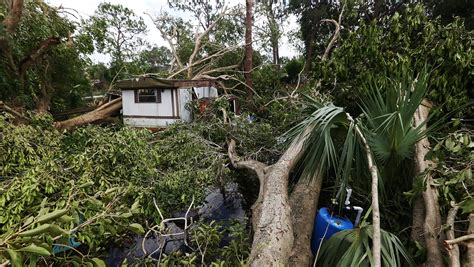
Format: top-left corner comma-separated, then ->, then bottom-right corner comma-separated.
316,225 -> 415,267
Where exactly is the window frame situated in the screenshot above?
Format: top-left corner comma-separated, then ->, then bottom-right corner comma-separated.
134,88 -> 162,103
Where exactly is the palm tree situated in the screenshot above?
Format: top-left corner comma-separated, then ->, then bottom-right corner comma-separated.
286,66 -> 435,266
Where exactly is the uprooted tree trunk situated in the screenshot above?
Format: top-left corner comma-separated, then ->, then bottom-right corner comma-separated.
54,97 -> 122,130
288,175 -> 323,267
413,100 -> 444,267
228,129 -> 316,266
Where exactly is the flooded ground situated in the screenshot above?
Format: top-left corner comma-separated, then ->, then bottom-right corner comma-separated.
105,183 -> 247,266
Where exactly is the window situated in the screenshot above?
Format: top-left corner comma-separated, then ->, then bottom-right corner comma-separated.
135,89 -> 161,103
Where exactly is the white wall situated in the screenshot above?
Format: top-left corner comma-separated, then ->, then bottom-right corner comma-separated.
122,89 -> 176,117
194,87 -> 218,98
121,86 -> 218,127
123,117 -> 178,127
179,89 -> 192,122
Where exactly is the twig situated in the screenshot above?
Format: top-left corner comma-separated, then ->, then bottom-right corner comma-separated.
445,234 -> 474,246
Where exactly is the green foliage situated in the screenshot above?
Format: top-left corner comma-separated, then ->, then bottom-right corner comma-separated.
0,1 -> 92,110
318,4 -> 472,120
86,2 -> 147,77
426,129 -> 473,214
316,224 -> 415,267
0,113 -> 226,265
160,221 -> 250,266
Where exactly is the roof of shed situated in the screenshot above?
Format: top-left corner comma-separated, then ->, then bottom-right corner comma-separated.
116,76 -> 216,90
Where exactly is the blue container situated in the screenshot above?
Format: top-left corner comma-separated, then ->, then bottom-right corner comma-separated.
311,207 -> 354,254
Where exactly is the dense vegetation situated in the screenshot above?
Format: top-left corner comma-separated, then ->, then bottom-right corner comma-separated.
0,0 -> 472,266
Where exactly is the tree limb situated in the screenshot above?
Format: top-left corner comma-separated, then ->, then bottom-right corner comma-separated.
321,3 -> 345,62
445,234 -> 474,246
3,0 -> 24,34
19,37 -> 61,79
187,6 -> 227,79
347,114 -> 381,267
445,201 -> 460,267
145,12 -> 183,70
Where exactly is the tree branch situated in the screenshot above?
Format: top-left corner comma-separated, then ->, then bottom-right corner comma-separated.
145,12 -> 183,70
320,3 -> 345,62
3,0 -> 24,34
445,201 -> 460,266
187,6 -> 228,79
445,234 -> 474,246
228,139 -> 267,229
19,37 -> 61,79
347,114 -> 381,267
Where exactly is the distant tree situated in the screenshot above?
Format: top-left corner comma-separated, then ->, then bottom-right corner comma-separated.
136,46 -> 172,74
87,3 -> 147,78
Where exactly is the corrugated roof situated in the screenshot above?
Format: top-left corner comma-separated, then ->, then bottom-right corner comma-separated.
116,76 -> 217,90
115,77 -> 175,89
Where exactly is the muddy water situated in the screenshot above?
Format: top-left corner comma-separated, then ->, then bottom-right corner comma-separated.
105,183 -> 247,266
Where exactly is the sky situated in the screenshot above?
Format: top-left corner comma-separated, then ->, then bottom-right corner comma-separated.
46,0 -> 300,63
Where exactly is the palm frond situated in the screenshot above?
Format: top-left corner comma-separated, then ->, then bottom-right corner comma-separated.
284,95 -> 351,184
359,67 -> 431,167
316,225 -> 415,267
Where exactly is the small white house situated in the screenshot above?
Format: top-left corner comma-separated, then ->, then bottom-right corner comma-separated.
116,77 -> 218,128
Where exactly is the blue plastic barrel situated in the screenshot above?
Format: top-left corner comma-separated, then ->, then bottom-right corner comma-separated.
311,207 -> 354,254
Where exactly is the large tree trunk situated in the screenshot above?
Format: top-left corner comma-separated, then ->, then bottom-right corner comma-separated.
54,97 -> 122,130
411,196 -> 426,244
244,0 -> 253,98
414,101 -> 444,267
288,175 -> 323,267
3,0 -> 24,34
228,130 -> 311,266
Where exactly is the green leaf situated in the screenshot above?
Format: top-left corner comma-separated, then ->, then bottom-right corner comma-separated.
37,209 -> 68,224
19,224 -> 51,237
7,249 -> 23,267
128,223 -> 145,234
460,199 -> 474,214
92,258 -> 107,267
18,244 -> 51,256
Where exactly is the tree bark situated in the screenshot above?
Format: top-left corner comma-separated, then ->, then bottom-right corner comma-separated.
414,101 -> 444,267
54,97 -> 122,130
3,0 -> 24,34
288,175 -> 323,267
19,37 -> 61,81
228,129 -> 312,266
374,0 -> 384,18
352,120 -> 381,267
411,196 -> 426,244
446,202 -> 460,267
244,0 -> 253,98
464,213 -> 474,267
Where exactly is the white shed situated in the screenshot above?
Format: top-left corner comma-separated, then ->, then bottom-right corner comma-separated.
116,77 -> 218,128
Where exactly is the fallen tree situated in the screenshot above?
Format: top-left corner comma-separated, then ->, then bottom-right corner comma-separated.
54,97 -> 122,129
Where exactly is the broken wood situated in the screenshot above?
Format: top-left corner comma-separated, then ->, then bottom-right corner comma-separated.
54,97 -> 122,130
0,101 -> 29,123
445,234 -> 474,246
228,127 -> 313,266
288,175 -> 323,267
